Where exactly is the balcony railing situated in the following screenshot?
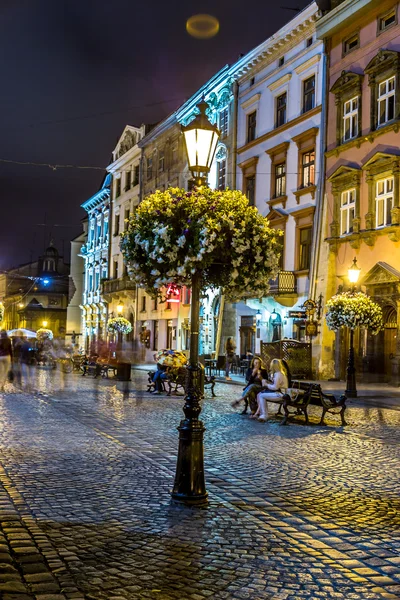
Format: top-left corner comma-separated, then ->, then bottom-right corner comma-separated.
101,277 -> 136,295
269,271 -> 297,295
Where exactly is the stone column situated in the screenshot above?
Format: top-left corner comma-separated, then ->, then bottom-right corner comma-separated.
365,172 -> 375,230
391,160 -> 400,225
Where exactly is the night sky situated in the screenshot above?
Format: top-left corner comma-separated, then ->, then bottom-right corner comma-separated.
0,0 -> 309,270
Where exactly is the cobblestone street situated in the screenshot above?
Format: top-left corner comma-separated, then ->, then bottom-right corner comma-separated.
0,370 -> 399,600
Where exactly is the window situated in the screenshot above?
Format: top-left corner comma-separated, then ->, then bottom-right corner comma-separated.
274,163 -> 286,198
378,76 -> 395,126
114,214 -> 120,236
306,36 -> 313,48
303,76 -> 315,113
159,152 -> 165,172
340,189 -> 356,235
343,33 -> 359,54
219,107 -> 229,137
376,177 -> 393,227
217,159 -> 226,191
141,295 -> 146,312
299,228 -> 312,271
301,150 -> 315,187
343,96 -> 359,141
146,157 -> 153,180
276,93 -> 287,127
247,111 -> 257,143
245,175 -> 255,206
114,260 -> 119,279
125,170 -> 131,191
133,165 -> 140,186
250,77 -> 255,86
278,56 -> 285,67
153,297 -> 158,311
103,218 -> 108,237
379,8 -> 396,32
115,178 -> 121,198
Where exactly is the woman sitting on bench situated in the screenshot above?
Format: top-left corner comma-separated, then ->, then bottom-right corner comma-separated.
252,359 -> 288,422
231,357 -> 267,414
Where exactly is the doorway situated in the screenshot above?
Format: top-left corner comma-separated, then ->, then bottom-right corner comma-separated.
384,306 -> 397,379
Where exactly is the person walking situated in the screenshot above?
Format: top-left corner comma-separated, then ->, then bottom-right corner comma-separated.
252,358 -> 288,422
225,337 -> 236,381
0,331 -> 13,392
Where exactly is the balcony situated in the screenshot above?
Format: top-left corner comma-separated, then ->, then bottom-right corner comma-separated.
101,277 -> 136,295
269,271 -> 297,295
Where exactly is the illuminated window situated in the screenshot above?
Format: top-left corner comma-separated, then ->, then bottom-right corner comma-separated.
343,97 -> 359,141
301,150 -> 315,187
340,189 -> 356,235
276,92 -> 287,127
303,76 -> 315,113
378,76 -> 395,126
274,163 -> 286,197
247,111 -> 257,143
376,177 -> 393,228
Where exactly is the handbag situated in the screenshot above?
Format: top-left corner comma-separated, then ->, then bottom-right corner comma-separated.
285,387 -> 304,401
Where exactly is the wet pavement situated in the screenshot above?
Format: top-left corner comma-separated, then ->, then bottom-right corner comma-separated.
0,369 -> 399,600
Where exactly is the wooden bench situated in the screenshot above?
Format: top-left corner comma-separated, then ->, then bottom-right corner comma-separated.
267,382 -> 347,426
147,367 -> 216,397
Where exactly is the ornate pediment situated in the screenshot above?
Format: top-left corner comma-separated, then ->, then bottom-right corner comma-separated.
330,70 -> 363,96
361,262 -> 400,286
328,165 -> 360,181
362,151 -> 400,172
328,165 -> 361,192
266,208 -> 288,226
365,50 -> 400,77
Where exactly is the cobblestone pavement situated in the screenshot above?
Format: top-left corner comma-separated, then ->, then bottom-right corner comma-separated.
0,370 -> 400,600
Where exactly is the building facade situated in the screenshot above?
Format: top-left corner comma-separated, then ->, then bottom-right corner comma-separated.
235,2 -> 324,355
0,244 -> 69,336
316,0 -> 400,382
80,174 -> 111,351
105,126 -> 146,354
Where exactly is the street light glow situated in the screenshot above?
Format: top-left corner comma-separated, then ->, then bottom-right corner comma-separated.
348,257 -> 361,284
117,302 -> 124,314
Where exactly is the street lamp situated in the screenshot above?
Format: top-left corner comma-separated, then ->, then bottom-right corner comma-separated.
42,320 -> 48,328
171,99 -> 220,506
117,301 -> 124,314
346,257 -> 361,398
181,98 -> 220,188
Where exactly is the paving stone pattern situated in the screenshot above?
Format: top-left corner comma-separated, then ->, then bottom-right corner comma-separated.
0,371 -> 399,599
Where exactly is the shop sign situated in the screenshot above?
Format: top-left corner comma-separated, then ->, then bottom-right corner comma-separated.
288,310 -> 306,319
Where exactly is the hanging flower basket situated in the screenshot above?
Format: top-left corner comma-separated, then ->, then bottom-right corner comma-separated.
326,292 -> 383,335
0,302 -> 4,323
120,187 -> 281,302
107,317 -> 132,334
36,328 -> 54,341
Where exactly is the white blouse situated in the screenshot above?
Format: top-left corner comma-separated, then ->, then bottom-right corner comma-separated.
267,371 -> 288,392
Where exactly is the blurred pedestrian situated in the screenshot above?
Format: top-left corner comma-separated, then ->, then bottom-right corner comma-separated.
20,336 -> 35,392
225,337 -> 236,381
0,331 -> 13,391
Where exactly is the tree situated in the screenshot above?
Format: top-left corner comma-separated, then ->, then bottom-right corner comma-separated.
120,187 -> 281,301
326,291 -> 383,334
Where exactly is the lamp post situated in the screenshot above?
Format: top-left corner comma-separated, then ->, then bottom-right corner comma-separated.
171,99 -> 220,506
346,257 -> 361,398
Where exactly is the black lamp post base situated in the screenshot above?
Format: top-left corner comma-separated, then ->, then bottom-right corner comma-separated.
345,389 -> 357,398
171,417 -> 208,506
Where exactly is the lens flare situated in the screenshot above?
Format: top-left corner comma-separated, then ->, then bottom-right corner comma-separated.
186,14 -> 220,39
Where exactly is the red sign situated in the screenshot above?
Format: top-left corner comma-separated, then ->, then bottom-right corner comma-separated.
166,284 -> 180,303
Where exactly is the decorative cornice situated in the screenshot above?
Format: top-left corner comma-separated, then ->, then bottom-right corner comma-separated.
268,73 -> 292,92
292,126 -> 319,148
265,141 -> 290,159
293,185 -> 317,202
326,119 -> 400,157
238,105 -> 322,154
238,156 -> 259,171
